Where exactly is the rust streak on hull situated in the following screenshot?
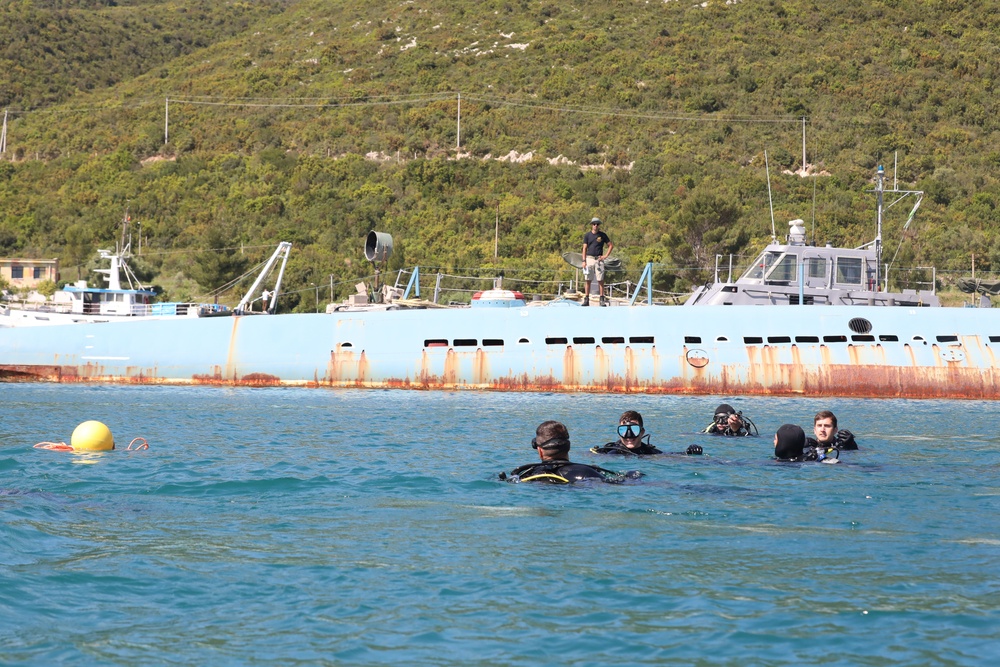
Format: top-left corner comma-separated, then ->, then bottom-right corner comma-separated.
5,362 -> 1000,399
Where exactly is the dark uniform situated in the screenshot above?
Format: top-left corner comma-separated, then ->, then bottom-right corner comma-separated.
503,460 -> 624,484
805,429 -> 858,451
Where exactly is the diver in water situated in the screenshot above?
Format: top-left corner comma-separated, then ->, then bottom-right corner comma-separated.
773,424 -> 840,463
703,403 -> 758,437
805,410 -> 858,451
591,410 -> 703,456
500,420 -> 636,484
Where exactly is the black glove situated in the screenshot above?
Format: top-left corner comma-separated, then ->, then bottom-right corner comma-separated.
686,444 -> 703,455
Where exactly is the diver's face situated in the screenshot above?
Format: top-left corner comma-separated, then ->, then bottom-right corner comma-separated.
814,418 -> 836,444
618,421 -> 643,447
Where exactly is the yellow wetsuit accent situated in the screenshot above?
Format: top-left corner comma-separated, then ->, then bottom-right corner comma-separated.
518,473 -> 570,484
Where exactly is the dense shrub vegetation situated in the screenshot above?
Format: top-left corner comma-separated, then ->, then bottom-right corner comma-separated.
1,0 -> 998,309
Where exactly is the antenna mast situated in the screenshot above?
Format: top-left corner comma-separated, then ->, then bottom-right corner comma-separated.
875,165 -> 885,290
765,150 -> 776,242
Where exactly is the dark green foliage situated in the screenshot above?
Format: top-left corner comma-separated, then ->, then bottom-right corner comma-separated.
0,0 -> 285,108
0,0 -> 998,304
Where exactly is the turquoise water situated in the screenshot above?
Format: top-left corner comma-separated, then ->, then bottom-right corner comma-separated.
2,385 -> 999,666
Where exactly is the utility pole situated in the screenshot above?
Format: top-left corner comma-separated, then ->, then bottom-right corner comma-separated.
494,201 -> 500,259
456,92 -> 461,151
801,117 -> 807,175
164,97 -> 169,145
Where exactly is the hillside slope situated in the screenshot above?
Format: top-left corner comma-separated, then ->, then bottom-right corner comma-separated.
1,0 -> 998,307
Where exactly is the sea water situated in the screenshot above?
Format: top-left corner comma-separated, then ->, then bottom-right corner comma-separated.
1,384 -> 998,666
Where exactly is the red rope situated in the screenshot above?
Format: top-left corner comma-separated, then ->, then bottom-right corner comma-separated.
33,442 -> 74,451
33,437 -> 150,451
126,437 -> 149,451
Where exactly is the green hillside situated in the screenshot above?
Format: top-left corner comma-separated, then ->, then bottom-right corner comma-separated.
1,0 -> 998,309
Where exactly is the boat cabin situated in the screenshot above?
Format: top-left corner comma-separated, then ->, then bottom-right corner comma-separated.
685,220 -> 940,307
62,282 -> 156,316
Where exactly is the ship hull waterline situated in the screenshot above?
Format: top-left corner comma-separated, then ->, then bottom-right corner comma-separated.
2,305 -> 999,399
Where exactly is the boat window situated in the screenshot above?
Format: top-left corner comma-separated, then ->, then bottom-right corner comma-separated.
851,335 -> 876,342
936,335 -> 958,343
453,339 -> 477,347
518,338 -> 530,344
602,336 -> 625,344
913,335 -> 925,341
684,336 -> 702,344
424,339 -> 448,347
629,336 -> 655,344
744,337 -> 763,344
116,293 -> 125,302
572,337 -> 595,345
765,254 -> 797,282
807,257 -> 826,279
717,336 -> 729,342
341,342 -> 353,348
823,335 -> 848,343
483,339 -> 503,347
741,251 -> 781,281
989,336 -> 1000,343
546,337 -> 568,345
878,335 -> 899,342
795,336 -> 820,343
767,336 -> 792,344
835,257 -> 863,285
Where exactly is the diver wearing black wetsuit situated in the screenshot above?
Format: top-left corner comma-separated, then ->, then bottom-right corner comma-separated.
501,420 -> 631,484
703,403 -> 757,437
804,410 -> 858,451
774,423 -> 840,463
591,410 -> 703,456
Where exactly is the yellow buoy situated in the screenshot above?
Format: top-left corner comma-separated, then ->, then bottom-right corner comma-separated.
70,421 -> 115,452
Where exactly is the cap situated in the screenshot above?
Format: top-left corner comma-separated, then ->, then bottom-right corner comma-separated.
714,403 -> 736,417
590,217 -> 602,225
774,424 -> 806,460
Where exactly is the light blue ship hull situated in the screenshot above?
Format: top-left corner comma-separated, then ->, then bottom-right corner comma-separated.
2,304 -> 999,398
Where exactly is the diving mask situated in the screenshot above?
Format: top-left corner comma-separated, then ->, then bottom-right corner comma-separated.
617,424 -> 642,439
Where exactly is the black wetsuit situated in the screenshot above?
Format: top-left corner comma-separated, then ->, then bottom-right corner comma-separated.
503,460 -> 621,484
591,438 -> 703,456
591,439 -> 664,456
805,429 -> 858,451
703,423 -> 751,437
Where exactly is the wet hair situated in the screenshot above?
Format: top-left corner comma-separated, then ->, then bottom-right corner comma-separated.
618,410 -> 643,427
714,403 -> 736,417
533,420 -> 571,454
814,410 -> 838,428
774,424 -> 806,460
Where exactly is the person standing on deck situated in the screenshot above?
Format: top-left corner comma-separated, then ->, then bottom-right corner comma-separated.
582,217 -> 613,306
